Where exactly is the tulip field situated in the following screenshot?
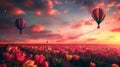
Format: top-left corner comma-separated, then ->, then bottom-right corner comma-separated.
0,44 -> 120,67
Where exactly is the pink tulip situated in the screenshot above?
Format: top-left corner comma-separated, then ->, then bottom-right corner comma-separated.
42,61 -> 49,67
10,47 -> 21,53
72,55 -> 80,61
90,62 -> 96,67
111,63 -> 119,67
60,50 -> 68,56
15,52 -> 26,62
34,54 -> 40,64
34,54 -> 46,64
65,55 -> 72,61
29,54 -> 33,58
39,55 -> 46,64
2,52 -> 14,62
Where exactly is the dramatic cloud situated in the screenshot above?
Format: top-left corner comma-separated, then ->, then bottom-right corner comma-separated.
0,23 -> 63,42
107,2 -> 115,8
111,28 -> 120,32
46,9 -> 61,15
34,10 -> 41,16
73,0 -> 119,11
53,0 -> 62,5
86,38 -> 96,42
30,24 -> 44,32
84,20 -> 93,25
31,0 -> 60,15
71,22 -> 83,29
116,5 -> 120,14
93,2 -> 104,9
63,9 -> 69,14
73,0 -> 98,9
0,0 -> 61,16
0,0 -> 25,16
71,20 -> 93,29
9,7 -> 25,15
25,29 -> 63,40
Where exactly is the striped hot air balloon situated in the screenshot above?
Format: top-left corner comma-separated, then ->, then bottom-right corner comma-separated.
92,8 -> 106,28
15,18 -> 27,34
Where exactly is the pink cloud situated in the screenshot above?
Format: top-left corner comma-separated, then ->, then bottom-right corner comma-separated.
46,9 -> 61,15
107,2 -> 115,7
56,33 -> 84,42
0,23 -> 63,42
63,9 -> 69,14
93,2 -> 105,9
86,38 -> 96,42
116,8 -> 120,14
71,22 -> 83,29
44,33 -> 63,40
105,2 -> 116,11
116,3 -> 120,7
47,0 -> 53,8
0,0 -> 25,16
111,28 -> 120,32
114,3 -> 120,14
9,7 -> 25,16
53,0 -> 62,5
84,20 -> 93,25
67,34 -> 83,40
30,24 -> 44,32
71,20 -> 93,29
45,0 -> 61,15
34,10 -> 42,16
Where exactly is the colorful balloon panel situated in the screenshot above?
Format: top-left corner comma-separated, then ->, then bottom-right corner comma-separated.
92,8 -> 105,28
15,18 -> 26,34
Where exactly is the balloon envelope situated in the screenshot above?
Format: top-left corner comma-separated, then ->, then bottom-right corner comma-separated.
15,18 -> 26,34
92,8 -> 105,28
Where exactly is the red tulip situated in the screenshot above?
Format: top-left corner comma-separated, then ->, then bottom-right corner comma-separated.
60,50 -> 68,56
34,54 -> 46,64
15,52 -> 26,62
42,61 -> 49,67
72,55 -> 80,61
111,63 -> 119,67
90,62 -> 96,67
39,55 -> 46,64
34,54 -> 40,64
2,52 -> 14,62
10,46 -> 21,53
29,54 -> 33,58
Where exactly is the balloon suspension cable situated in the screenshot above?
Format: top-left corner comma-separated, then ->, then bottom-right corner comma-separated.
83,28 -> 97,35
78,28 -> 97,38
77,28 -> 98,44
56,28 -> 97,43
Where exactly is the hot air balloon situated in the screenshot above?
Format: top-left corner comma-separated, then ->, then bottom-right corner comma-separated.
92,8 -> 105,28
15,18 -> 27,34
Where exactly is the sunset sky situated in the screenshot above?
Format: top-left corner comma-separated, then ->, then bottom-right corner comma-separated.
0,0 -> 120,44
